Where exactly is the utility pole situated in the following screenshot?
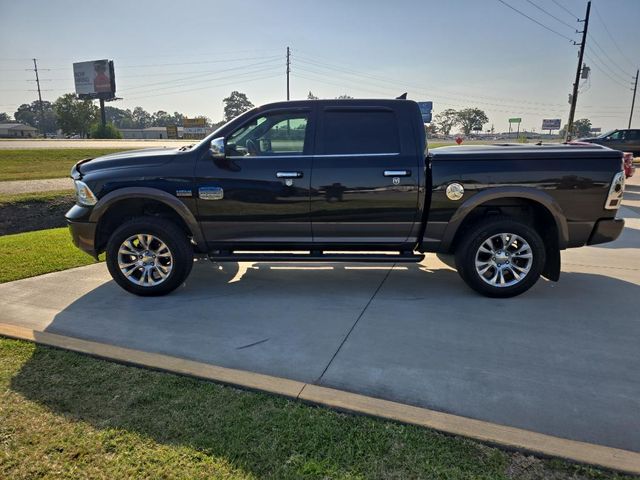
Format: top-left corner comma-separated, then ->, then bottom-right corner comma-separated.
629,69 -> 638,128
31,58 -> 46,138
565,1 -> 590,142
286,46 -> 291,101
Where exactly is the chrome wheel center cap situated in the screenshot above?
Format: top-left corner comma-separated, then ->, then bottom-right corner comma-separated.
495,251 -> 508,265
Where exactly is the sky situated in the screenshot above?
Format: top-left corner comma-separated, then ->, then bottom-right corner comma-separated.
1,0 -> 639,133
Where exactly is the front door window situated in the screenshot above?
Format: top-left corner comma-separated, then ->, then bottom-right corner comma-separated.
226,113 -> 309,157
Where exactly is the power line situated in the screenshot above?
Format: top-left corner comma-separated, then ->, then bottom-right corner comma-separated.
120,59 -> 280,92
584,52 -> 633,89
124,72 -> 281,101
523,0 -> 576,30
587,34 -> 634,79
495,0 -> 575,42
120,65 -> 280,96
593,5 -> 637,67
295,54 -> 630,115
295,56 -> 566,110
116,55 -> 280,69
550,0 -> 579,20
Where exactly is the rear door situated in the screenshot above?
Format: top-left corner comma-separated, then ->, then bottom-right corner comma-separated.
309,104 -> 421,246
195,107 -> 315,246
623,129 -> 640,154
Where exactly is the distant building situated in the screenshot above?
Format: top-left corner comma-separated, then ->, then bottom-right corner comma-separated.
119,127 -> 185,140
0,123 -> 38,138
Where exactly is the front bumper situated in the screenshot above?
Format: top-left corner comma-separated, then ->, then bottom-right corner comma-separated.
587,218 -> 625,246
66,204 -> 97,258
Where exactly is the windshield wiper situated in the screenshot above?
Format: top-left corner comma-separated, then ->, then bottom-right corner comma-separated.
179,144 -> 195,151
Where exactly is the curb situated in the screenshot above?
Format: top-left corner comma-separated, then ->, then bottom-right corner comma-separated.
1,322 -> 639,476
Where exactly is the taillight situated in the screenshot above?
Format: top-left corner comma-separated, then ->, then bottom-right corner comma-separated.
604,171 -> 625,210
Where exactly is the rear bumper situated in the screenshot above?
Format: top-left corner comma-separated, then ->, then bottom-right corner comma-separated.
587,218 -> 625,246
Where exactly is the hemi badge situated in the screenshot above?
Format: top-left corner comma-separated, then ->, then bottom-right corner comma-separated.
176,189 -> 192,197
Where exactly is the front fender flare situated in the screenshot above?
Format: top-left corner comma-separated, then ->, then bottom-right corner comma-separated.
89,187 -> 206,247
439,186 -> 569,251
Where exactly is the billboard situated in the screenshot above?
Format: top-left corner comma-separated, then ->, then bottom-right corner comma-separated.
183,117 -> 208,139
590,127 -> 602,134
73,59 -> 116,99
542,119 -> 561,130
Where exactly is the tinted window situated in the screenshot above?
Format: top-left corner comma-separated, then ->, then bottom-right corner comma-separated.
624,130 -> 640,140
322,110 -> 400,155
607,131 -> 623,140
226,112 -> 309,157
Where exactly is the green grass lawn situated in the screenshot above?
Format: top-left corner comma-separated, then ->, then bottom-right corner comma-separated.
0,338 -> 631,480
0,148 -> 132,181
0,189 -> 74,205
0,228 -> 100,283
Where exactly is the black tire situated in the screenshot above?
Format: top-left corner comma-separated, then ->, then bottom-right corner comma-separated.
106,217 -> 193,296
454,217 -> 545,298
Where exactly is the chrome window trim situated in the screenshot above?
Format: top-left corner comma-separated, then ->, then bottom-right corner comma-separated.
226,152 -> 400,160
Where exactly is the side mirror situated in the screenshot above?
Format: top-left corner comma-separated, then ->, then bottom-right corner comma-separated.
210,137 -> 225,158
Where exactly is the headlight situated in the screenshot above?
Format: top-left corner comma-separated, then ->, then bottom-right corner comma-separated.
74,180 -> 97,206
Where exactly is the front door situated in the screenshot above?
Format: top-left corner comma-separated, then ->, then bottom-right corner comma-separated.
310,106 -> 421,246
195,108 -> 314,246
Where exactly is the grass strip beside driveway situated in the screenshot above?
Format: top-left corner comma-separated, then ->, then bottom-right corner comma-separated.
0,148 -> 133,181
0,338 -> 632,480
0,227 -> 100,283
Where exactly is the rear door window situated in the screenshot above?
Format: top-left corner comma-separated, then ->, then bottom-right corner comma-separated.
321,110 -> 400,155
624,130 -> 640,140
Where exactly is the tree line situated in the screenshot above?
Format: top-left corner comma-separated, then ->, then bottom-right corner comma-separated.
0,90 -> 257,138
3,91 -> 590,139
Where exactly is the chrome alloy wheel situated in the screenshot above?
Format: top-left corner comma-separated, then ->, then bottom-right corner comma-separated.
117,234 -> 173,287
474,232 -> 533,288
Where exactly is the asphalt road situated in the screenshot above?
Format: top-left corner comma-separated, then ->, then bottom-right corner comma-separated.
0,139 -> 193,149
1,176 -> 638,453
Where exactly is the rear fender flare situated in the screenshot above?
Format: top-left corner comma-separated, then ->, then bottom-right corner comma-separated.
89,187 -> 206,247
440,186 -> 569,251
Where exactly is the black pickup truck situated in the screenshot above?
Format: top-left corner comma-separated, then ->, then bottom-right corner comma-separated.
66,99 -> 626,297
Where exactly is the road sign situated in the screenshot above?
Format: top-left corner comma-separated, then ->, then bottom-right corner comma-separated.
590,127 -> 602,134
508,118 -> 522,124
166,125 -> 178,139
542,119 -> 561,130
418,101 -> 433,123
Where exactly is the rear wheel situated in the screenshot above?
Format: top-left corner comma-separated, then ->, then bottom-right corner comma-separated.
454,217 -> 545,298
106,217 -> 193,296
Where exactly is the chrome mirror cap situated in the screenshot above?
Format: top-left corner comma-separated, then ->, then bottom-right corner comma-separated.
209,137 -> 225,158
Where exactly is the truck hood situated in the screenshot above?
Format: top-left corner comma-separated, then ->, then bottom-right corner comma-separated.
75,147 -> 180,175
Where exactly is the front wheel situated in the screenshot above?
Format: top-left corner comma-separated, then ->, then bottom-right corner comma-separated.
106,217 -> 194,296
454,217 -> 546,298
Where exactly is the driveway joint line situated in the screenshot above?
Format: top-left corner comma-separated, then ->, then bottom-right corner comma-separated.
314,264 -> 395,384
563,262 -> 640,271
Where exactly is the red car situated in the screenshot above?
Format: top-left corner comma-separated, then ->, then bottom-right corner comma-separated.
622,152 -> 636,178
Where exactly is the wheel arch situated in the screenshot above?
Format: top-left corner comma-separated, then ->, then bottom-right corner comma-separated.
442,188 -> 567,282
89,188 -> 206,253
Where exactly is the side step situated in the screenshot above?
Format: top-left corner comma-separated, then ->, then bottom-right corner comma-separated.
208,252 -> 425,263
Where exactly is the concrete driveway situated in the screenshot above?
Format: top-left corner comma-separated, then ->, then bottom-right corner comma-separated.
1,184 -> 639,455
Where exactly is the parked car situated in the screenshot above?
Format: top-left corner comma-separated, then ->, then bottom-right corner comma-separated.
66,99 -> 625,298
570,140 -> 635,178
578,129 -> 640,157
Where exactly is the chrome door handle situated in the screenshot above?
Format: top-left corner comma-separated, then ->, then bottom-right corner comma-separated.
199,186 -> 224,200
276,171 -> 303,178
384,170 -> 411,177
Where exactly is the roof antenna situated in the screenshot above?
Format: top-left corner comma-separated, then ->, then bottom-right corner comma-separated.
396,92 -> 407,99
